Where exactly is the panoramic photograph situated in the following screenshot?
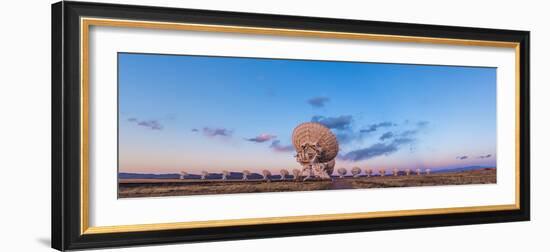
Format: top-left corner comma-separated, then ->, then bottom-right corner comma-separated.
117,53 -> 497,198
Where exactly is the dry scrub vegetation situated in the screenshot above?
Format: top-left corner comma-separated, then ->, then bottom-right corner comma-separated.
119,180 -> 333,198
349,169 -> 496,188
118,169 -> 495,198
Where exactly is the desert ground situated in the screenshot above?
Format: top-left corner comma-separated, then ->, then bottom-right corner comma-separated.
118,168 -> 496,198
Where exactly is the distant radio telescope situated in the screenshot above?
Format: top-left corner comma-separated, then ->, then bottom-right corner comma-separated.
292,122 -> 339,180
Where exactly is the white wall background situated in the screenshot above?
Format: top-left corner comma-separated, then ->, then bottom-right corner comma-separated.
0,0 -> 547,251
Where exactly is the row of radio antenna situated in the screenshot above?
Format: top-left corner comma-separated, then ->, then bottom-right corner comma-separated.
179,168 -> 432,181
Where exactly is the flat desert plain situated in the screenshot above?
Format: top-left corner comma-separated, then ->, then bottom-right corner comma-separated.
118,168 -> 496,198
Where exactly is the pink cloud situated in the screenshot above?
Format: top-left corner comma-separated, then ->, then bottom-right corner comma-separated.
245,133 -> 277,143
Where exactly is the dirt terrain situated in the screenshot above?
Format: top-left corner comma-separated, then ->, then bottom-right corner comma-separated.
118,169 -> 496,198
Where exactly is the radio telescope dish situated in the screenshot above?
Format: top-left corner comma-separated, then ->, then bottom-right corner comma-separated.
292,122 -> 339,163
292,122 -> 339,180
324,159 -> 335,175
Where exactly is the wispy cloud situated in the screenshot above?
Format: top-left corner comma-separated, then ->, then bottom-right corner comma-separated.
202,127 -> 233,137
270,140 -> 294,152
339,120 -> 428,161
340,136 -> 415,161
128,118 -> 163,130
307,96 -> 330,108
245,133 -> 277,143
191,128 -> 199,132
360,121 -> 395,133
456,154 -> 491,160
379,131 -> 394,141
311,115 -> 353,130
400,129 -> 418,138
417,121 -> 429,128
335,132 -> 358,144
391,137 -> 414,145
138,121 -> 163,130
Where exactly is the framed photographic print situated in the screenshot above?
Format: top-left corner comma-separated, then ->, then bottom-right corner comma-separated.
52,1 -> 530,250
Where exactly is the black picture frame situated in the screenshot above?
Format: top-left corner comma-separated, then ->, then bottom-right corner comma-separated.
52,1 -> 530,251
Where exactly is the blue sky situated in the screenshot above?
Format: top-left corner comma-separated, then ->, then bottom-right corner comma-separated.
118,53 -> 497,174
